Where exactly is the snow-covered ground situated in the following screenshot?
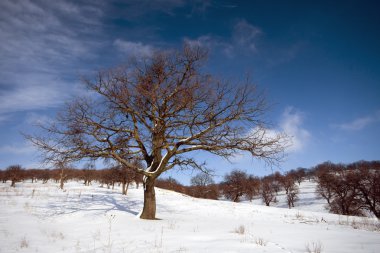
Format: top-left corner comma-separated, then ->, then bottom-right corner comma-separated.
0,180 -> 379,253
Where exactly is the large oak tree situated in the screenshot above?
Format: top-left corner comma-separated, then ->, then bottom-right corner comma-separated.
27,45 -> 287,219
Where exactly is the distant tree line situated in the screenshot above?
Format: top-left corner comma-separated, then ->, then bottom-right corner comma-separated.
0,164 -> 143,195
151,160 -> 380,219
156,168 -> 305,209
1,160 -> 379,218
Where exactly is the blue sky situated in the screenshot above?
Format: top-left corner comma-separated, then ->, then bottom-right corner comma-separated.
0,0 -> 379,184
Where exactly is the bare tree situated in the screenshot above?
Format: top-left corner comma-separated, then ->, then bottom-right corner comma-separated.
315,162 -> 335,205
260,177 -> 277,206
294,167 -> 306,185
116,159 -> 142,195
354,163 -> 380,218
315,162 -> 363,216
38,169 -> 50,184
280,172 -> 299,208
329,169 -> 363,216
286,184 -> 299,208
81,162 -> 96,186
221,170 -> 250,202
189,172 -> 218,199
26,45 -> 287,219
281,173 -> 294,195
0,170 -> 6,183
56,161 -> 69,190
245,175 -> 261,201
190,172 -> 215,187
6,165 -> 24,187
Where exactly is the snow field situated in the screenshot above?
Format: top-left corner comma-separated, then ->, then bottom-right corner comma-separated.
0,181 -> 379,253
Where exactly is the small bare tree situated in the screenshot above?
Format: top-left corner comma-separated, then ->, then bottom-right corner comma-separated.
350,161 -> 380,219
315,163 -> 335,205
81,163 -> 96,186
26,45 -> 287,219
260,177 -> 277,206
190,172 -> 215,187
245,175 -> 261,201
6,165 -> 24,187
0,170 -> 6,183
281,173 -> 299,208
56,161 -> 69,190
286,183 -> 299,208
116,159 -> 142,195
221,170 -> 250,202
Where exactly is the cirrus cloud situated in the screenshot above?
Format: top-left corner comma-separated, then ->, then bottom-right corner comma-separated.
183,19 -> 262,58
113,39 -> 154,57
333,110 -> 380,131
0,0 -> 104,115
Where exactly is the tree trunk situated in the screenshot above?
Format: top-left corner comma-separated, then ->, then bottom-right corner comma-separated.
60,177 -> 64,190
140,177 -> 156,219
125,182 -> 130,195
122,182 -> 127,195
59,168 -> 65,190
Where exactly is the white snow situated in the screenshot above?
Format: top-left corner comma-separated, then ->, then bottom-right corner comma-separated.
0,180 -> 379,253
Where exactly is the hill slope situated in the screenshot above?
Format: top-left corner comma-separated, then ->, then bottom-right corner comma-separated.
0,181 -> 379,253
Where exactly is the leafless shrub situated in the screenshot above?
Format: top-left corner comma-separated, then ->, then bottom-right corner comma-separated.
50,231 -> 65,240
20,236 -> 29,248
295,211 -> 304,220
255,237 -> 267,246
338,216 -> 380,232
305,241 -> 323,253
234,225 -> 245,235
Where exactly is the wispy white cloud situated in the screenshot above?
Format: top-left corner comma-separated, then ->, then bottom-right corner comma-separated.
183,19 -> 262,58
112,0 -> 213,19
0,142 -> 37,155
183,35 -> 215,48
0,0 -> 104,115
25,113 -> 54,126
114,0 -> 186,18
334,111 -> 380,131
265,42 -> 305,67
0,75 -> 74,113
187,0 -> 212,16
279,107 -> 310,152
113,40 -> 154,58
254,107 -> 310,154
0,115 -> 10,124
231,107 -> 310,164
232,19 -> 261,52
